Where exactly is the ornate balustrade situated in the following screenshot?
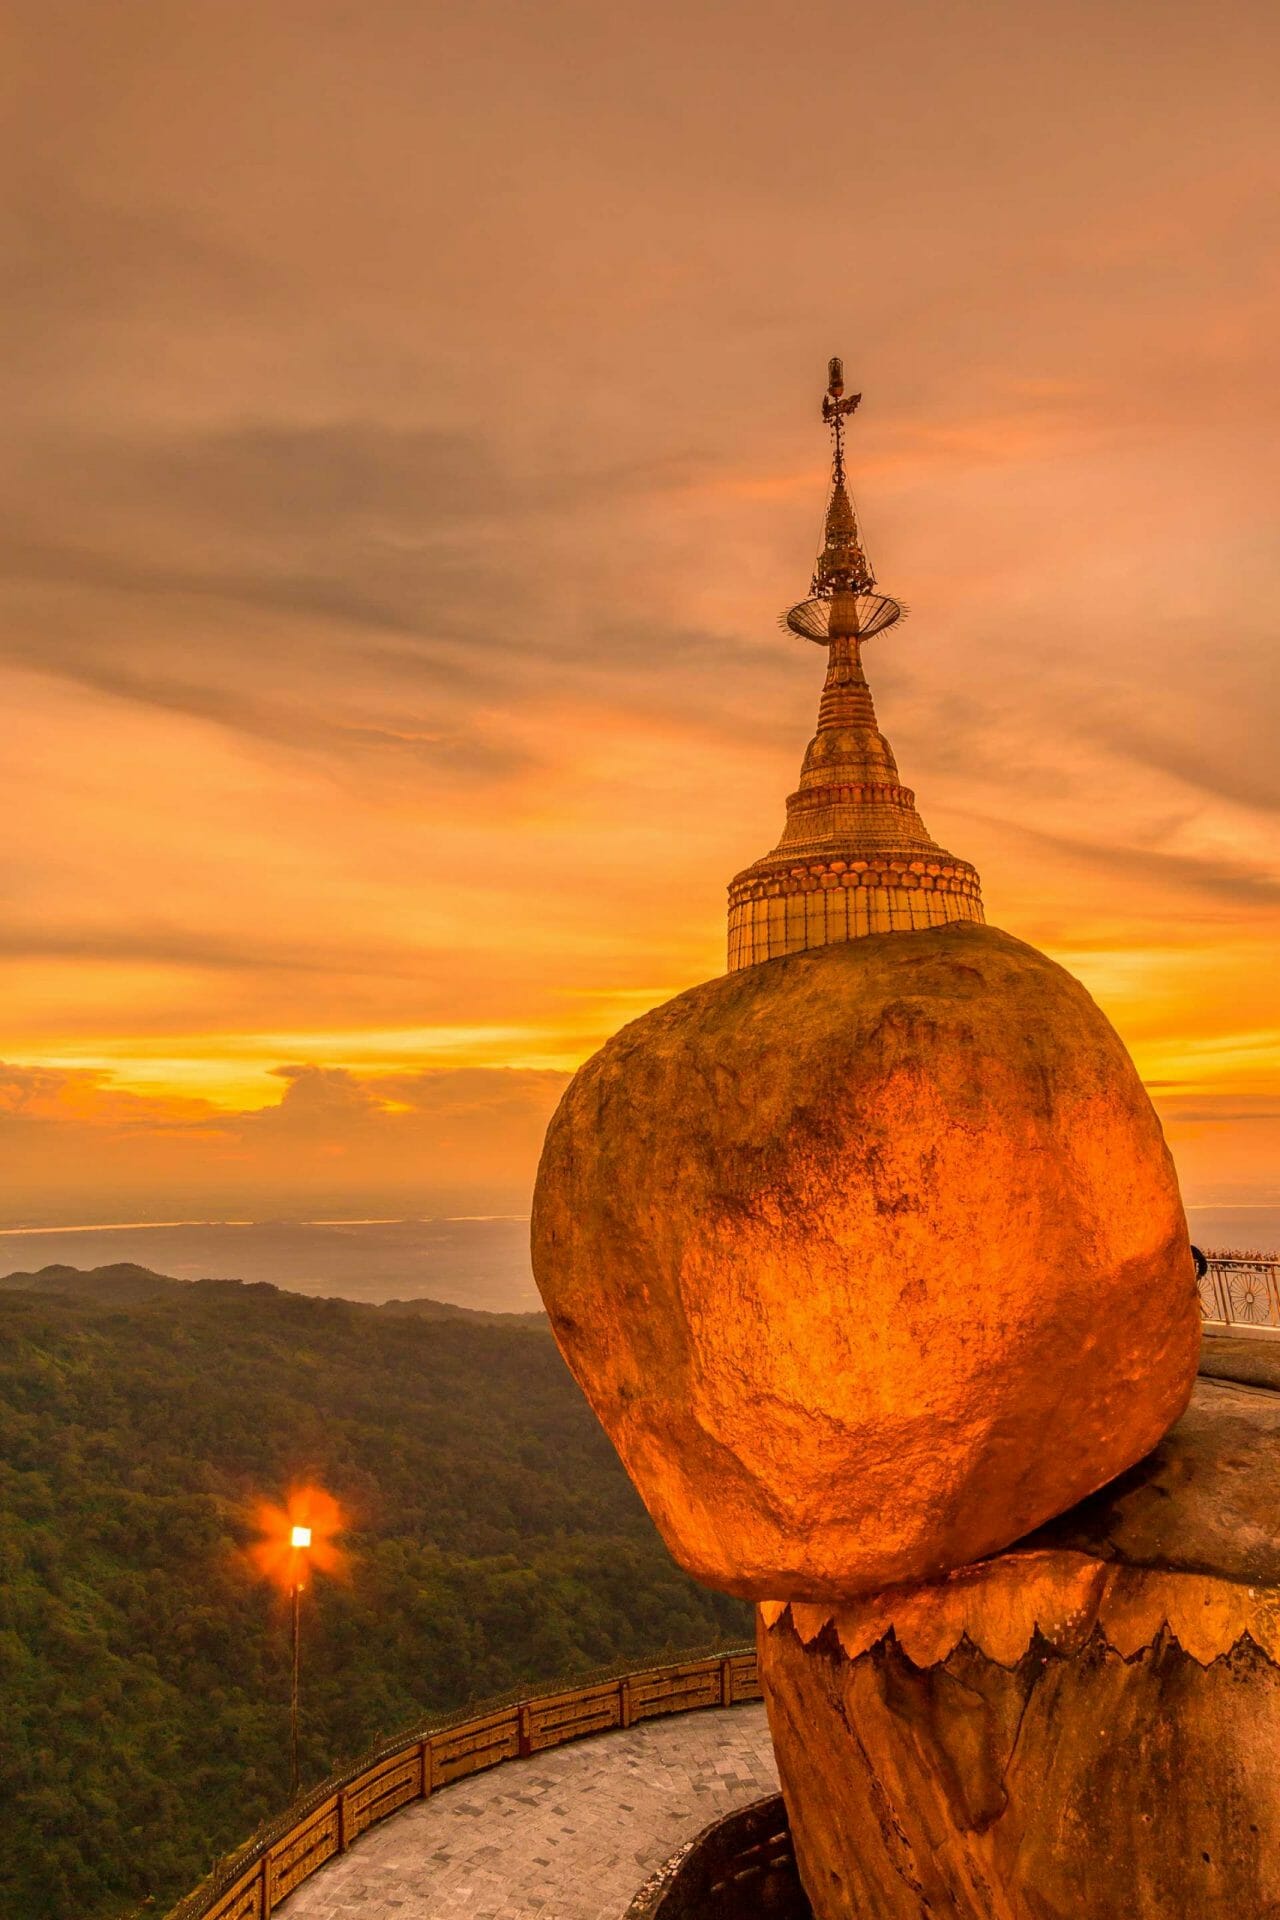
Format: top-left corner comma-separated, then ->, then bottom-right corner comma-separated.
1198,1250 -> 1280,1330
165,1645 -> 760,1920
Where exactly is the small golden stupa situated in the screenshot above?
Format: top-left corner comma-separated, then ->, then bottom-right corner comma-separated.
727,358 -> 982,970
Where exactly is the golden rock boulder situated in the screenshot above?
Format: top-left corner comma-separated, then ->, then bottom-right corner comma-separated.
531,922 -> 1200,1602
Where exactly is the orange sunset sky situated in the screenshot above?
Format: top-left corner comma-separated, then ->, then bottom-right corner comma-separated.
2,0 -> 1278,1228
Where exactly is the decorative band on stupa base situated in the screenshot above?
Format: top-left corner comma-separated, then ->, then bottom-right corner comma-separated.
727,854 -> 984,971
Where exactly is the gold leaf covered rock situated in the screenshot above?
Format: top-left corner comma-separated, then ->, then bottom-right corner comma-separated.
531,921 -> 1200,1601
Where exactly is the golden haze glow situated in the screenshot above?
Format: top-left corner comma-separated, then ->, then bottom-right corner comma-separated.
2,0 -> 1277,1224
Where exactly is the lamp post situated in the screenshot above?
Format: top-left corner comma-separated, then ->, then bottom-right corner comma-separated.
289,1524 -> 312,1800
248,1489 -> 344,1805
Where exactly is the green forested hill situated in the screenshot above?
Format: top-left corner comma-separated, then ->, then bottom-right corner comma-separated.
0,1276 -> 748,1920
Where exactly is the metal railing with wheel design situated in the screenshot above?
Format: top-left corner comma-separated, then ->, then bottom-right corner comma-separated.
1197,1250 -> 1280,1329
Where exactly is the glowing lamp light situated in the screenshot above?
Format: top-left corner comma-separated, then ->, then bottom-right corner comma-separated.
248,1486 -> 346,1592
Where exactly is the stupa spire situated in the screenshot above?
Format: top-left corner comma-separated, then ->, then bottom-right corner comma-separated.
726,359 -> 984,971
813,357 -> 875,599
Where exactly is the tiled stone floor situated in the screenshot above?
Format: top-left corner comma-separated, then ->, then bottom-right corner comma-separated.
282,1703 -> 778,1919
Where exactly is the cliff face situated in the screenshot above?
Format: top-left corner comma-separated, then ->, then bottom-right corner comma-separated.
756,1374 -> 1280,1920
760,1612 -> 1280,1920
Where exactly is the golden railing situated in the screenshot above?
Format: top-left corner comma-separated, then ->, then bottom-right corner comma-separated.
1198,1251 -> 1280,1330
165,1645 -> 761,1920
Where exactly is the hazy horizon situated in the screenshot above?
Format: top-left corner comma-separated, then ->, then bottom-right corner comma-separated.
0,1216 -> 544,1312
1,1207 -> 1277,1316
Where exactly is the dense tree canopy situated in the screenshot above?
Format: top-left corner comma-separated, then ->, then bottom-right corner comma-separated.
0,1275 -> 748,1920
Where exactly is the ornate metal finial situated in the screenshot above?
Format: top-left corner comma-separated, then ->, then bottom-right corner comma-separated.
781,359 -> 901,643
821,356 -> 861,490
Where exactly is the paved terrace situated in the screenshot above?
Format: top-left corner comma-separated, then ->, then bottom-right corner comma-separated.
281,1703 -> 777,1919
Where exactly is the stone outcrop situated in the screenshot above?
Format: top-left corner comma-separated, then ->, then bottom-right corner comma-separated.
757,1378 -> 1280,1920
531,921 -> 1200,1603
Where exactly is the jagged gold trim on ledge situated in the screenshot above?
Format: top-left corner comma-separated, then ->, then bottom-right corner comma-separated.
761,1551 -> 1280,1670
